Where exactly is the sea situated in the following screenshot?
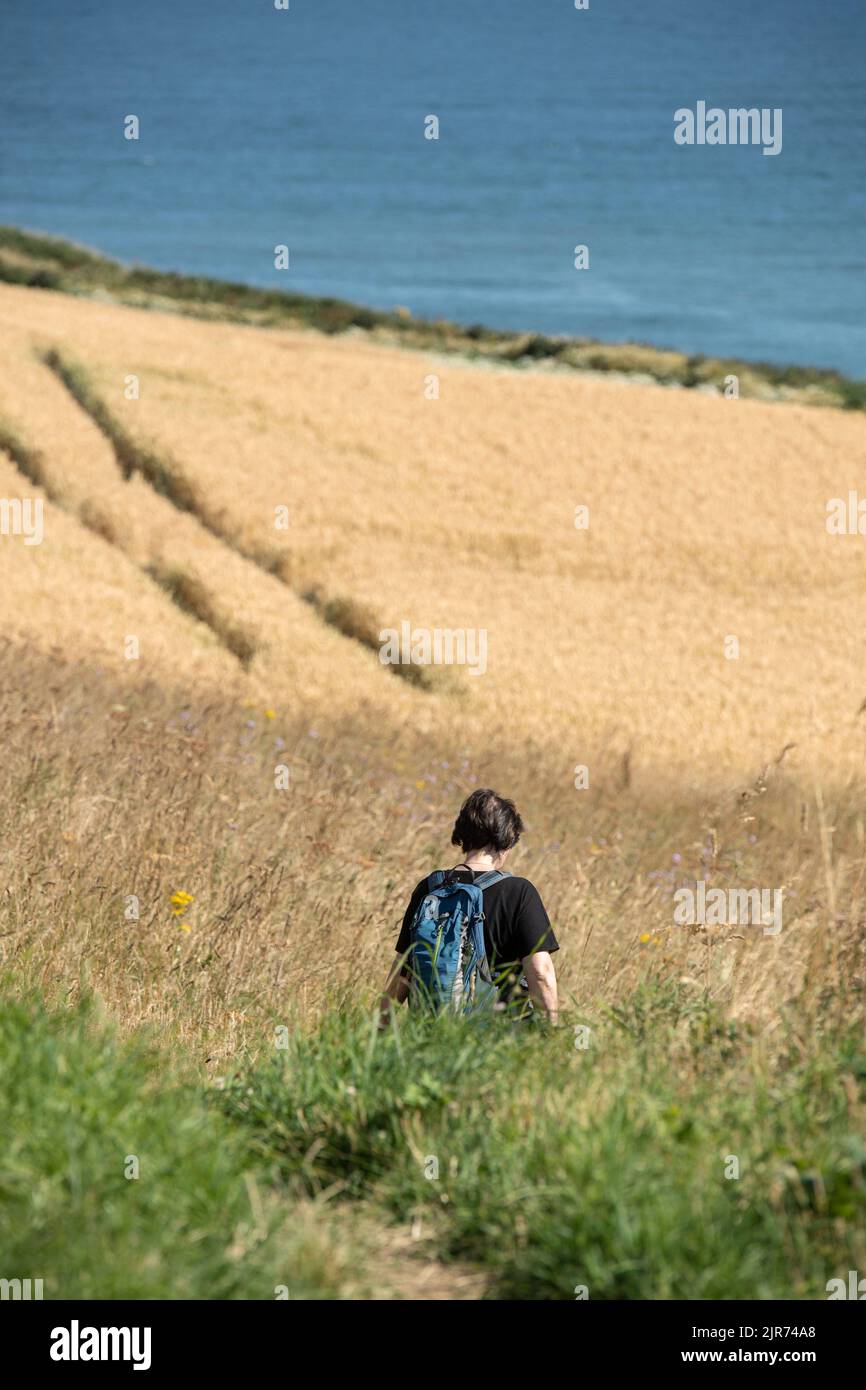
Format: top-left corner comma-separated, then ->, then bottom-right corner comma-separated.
1,0 -> 864,374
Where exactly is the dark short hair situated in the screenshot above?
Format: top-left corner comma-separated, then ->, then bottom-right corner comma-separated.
451,788 -> 524,854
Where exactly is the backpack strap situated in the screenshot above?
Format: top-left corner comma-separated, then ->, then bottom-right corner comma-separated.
472,869 -> 511,891
426,870 -> 446,889
441,862 -> 473,887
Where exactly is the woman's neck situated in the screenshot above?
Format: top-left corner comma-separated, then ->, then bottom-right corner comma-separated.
462,850 -> 499,872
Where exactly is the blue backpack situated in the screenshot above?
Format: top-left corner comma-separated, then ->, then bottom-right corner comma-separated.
407,867 -> 509,1015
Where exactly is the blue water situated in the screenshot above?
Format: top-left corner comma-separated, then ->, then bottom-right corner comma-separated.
1,0 -> 864,375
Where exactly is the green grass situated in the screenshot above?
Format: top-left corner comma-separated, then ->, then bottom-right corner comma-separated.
5,981 -> 864,1300
218,982 -> 866,1299
3,224 -> 863,410
0,991 -> 356,1298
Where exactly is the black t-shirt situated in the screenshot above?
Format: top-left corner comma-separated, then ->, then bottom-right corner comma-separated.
396,868 -> 558,1001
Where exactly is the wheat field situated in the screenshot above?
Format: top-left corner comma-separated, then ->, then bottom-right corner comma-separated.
1,276 -> 865,1053
3,278 -> 866,787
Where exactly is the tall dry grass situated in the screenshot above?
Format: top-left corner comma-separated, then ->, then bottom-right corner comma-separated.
1,643 -> 862,1068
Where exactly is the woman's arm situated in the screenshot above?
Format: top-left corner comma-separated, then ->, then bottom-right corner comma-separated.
378,958 -> 410,1028
522,951 -> 559,1023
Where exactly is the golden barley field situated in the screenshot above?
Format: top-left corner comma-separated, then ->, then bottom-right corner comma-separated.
4,279 -> 866,784
2,278 -> 866,1056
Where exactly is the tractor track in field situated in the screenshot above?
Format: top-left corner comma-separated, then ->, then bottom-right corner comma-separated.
40,345 -> 438,691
